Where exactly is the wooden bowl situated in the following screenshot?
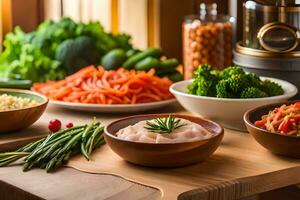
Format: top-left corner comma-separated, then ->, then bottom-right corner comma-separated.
0,89 -> 48,133
244,101 -> 300,158
104,114 -> 224,168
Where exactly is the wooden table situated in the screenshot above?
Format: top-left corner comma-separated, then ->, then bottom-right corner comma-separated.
0,104 -> 300,200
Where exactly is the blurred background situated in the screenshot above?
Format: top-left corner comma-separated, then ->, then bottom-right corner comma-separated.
0,0 -> 237,60
1,0 -> 300,93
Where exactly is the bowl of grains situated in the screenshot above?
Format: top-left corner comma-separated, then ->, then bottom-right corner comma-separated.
0,89 -> 48,133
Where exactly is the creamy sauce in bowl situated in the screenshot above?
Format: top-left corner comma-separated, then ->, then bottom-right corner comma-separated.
116,118 -> 214,143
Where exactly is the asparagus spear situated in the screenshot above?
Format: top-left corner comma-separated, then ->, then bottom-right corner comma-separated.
0,120 -> 105,172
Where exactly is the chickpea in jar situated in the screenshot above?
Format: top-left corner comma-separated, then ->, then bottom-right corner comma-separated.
183,19 -> 233,79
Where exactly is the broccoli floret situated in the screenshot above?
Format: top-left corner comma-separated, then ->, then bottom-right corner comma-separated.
188,65 -> 283,99
240,87 -> 268,98
187,80 -> 198,94
55,36 -> 100,74
246,73 -> 261,88
198,78 -> 215,96
32,17 -> 78,57
211,69 -> 222,79
193,64 -> 212,79
215,73 -> 248,97
221,66 -> 245,79
260,80 -> 284,96
227,74 -> 248,94
216,79 -> 236,98
216,72 -> 260,98
188,64 -> 218,96
188,76 -> 217,96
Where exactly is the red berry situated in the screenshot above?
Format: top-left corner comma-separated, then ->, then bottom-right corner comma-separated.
48,119 -> 61,132
66,122 -> 74,128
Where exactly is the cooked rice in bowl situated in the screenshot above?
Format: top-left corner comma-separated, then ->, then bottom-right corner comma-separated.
0,94 -> 39,111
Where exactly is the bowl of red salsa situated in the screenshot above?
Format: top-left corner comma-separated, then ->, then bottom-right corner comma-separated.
244,101 -> 300,158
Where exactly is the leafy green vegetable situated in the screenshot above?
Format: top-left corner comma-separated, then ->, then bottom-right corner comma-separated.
76,22 -> 132,55
55,36 -> 100,74
0,17 -> 133,82
0,36 -> 63,82
188,65 -> 284,99
0,17 -> 183,83
0,27 -> 24,63
112,34 -> 133,51
30,17 -> 78,58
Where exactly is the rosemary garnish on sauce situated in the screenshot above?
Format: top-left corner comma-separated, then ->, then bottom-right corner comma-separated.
144,115 -> 187,134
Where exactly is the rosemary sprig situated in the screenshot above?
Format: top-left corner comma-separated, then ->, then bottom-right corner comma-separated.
144,115 -> 186,134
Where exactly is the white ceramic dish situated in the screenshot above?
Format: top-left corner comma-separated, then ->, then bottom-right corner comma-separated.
50,99 -> 176,113
170,77 -> 298,131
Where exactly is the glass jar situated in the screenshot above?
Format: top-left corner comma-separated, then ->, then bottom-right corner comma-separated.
183,3 -> 234,79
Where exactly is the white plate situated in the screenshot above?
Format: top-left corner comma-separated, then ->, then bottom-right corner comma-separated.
49,99 -> 177,113
170,77 -> 298,131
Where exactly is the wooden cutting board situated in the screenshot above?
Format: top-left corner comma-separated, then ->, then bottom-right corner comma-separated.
0,124 -> 46,152
0,166 -> 161,200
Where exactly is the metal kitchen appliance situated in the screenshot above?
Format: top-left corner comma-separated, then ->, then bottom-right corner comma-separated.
233,0 -> 300,97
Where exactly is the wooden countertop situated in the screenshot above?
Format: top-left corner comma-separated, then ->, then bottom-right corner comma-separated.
0,103 -> 300,200
0,166 -> 161,200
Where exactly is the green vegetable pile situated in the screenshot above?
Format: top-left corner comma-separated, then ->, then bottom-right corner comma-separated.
0,17 -> 132,82
0,120 -> 104,172
188,65 -> 284,98
101,47 -> 183,82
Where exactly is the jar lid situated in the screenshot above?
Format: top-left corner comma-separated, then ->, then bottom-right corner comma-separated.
235,41 -> 300,58
184,14 -> 233,24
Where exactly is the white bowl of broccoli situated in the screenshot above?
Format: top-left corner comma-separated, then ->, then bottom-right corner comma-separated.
170,65 -> 298,131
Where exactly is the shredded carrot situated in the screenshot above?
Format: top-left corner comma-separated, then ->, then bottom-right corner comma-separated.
33,66 -> 174,104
